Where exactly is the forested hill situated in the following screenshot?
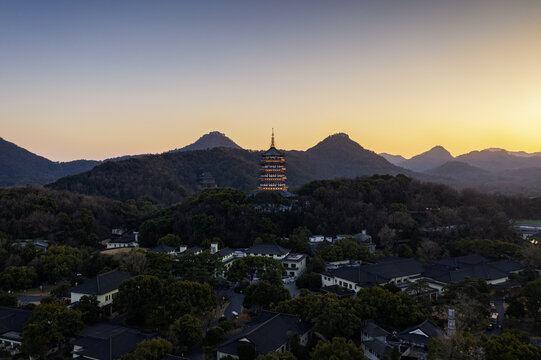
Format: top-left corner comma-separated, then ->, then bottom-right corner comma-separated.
48,134 -> 413,204
0,137 -> 99,187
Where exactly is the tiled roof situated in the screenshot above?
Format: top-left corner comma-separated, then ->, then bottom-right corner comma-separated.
363,338 -> 394,357
73,323 -> 154,360
246,243 -> 290,256
216,311 -> 313,356
263,147 -> 284,157
0,307 -> 31,335
398,320 -> 444,346
71,270 -> 132,296
217,247 -> 235,258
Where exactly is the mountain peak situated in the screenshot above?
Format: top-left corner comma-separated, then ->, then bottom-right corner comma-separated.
399,145 -> 453,172
176,131 -> 242,152
308,133 -> 363,152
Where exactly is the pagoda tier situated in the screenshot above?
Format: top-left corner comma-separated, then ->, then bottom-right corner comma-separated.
258,131 -> 288,191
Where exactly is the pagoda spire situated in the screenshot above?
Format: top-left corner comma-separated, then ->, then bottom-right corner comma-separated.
271,128 -> 275,148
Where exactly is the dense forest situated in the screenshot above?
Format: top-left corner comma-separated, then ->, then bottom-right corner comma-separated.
5,176 -> 541,255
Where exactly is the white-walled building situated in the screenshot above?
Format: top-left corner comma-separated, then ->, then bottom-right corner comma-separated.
70,270 -> 132,307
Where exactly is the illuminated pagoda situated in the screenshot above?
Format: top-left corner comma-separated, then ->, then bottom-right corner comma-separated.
258,129 -> 288,191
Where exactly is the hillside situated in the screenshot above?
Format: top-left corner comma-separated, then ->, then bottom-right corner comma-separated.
49,133 -> 413,204
0,137 -> 99,187
426,161 -> 492,182
399,145 -> 454,172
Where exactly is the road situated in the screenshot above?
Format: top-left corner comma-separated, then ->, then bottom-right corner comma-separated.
223,288 -> 245,319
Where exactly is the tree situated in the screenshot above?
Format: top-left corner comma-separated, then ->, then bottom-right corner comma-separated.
21,301 -> 84,359
243,280 -> 290,310
227,256 -> 285,284
481,330 -> 541,360
237,343 -> 256,360
174,251 -> 224,284
318,239 -> 370,262
0,266 -> 37,290
73,295 -> 101,323
114,275 -> 164,327
0,291 -> 18,307
158,233 -> 183,247
145,252 -> 173,278
310,338 -> 368,360
204,326 -> 225,346
119,338 -> 173,360
34,245 -> 82,282
168,314 -> 203,352
428,332 -> 485,360
116,249 -> 147,275
286,227 -> 311,254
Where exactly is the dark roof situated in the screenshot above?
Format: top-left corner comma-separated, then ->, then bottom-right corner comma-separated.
215,311 -> 313,356
435,255 -> 488,268
488,259 -> 526,273
425,260 -> 511,284
363,339 -> 394,357
246,243 -> 290,256
0,307 -> 31,335
109,233 -> 137,244
73,324 -> 154,360
263,147 -> 284,157
321,286 -> 357,297
283,253 -> 307,262
71,270 -> 132,296
397,320 -> 444,346
325,258 -> 425,287
180,246 -> 203,255
217,247 -> 235,258
151,243 -> 176,253
363,320 -> 390,338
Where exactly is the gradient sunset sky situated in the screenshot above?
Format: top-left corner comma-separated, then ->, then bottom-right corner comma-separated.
1,0 -> 540,161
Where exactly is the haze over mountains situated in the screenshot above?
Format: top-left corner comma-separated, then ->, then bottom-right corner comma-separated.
3,132 -> 541,200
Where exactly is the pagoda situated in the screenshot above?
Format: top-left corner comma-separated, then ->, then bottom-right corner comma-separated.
258,130 -> 288,191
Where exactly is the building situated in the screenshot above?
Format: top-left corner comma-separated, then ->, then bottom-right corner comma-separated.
198,171 -> 218,189
258,130 -> 287,192
106,231 -> 139,249
215,311 -> 313,359
246,243 -> 291,260
72,323 -> 155,360
321,257 -> 425,293
361,321 -> 394,360
70,270 -> 132,307
0,307 -> 32,357
281,253 -> 308,279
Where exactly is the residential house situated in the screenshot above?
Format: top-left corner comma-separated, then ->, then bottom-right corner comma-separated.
321,258 -> 425,293
72,323 -> 154,360
245,243 -> 291,260
0,307 -> 31,357
281,253 -> 307,279
70,270 -> 132,307
360,320 -> 394,360
393,320 -> 445,359
215,311 -> 313,359
106,231 -> 139,249
423,255 -> 526,293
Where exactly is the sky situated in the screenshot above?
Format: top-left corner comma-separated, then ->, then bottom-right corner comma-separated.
1,0 -> 540,161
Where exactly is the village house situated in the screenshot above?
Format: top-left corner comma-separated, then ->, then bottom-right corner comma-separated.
70,270 -> 132,307
321,257 -> 425,293
281,253 -> 307,279
106,230 -> 139,249
71,323 -> 155,360
215,311 -> 313,359
0,307 -> 31,357
245,243 -> 291,260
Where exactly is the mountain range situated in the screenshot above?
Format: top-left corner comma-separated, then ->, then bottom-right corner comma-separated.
3,132 -> 541,200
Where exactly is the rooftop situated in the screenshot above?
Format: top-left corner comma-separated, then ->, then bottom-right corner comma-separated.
247,243 -> 291,256
71,270 -> 132,296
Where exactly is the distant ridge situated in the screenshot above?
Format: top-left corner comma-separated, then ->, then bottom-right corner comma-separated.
379,153 -> 406,165
399,145 -> 453,172
0,137 -> 99,187
173,131 -> 242,152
